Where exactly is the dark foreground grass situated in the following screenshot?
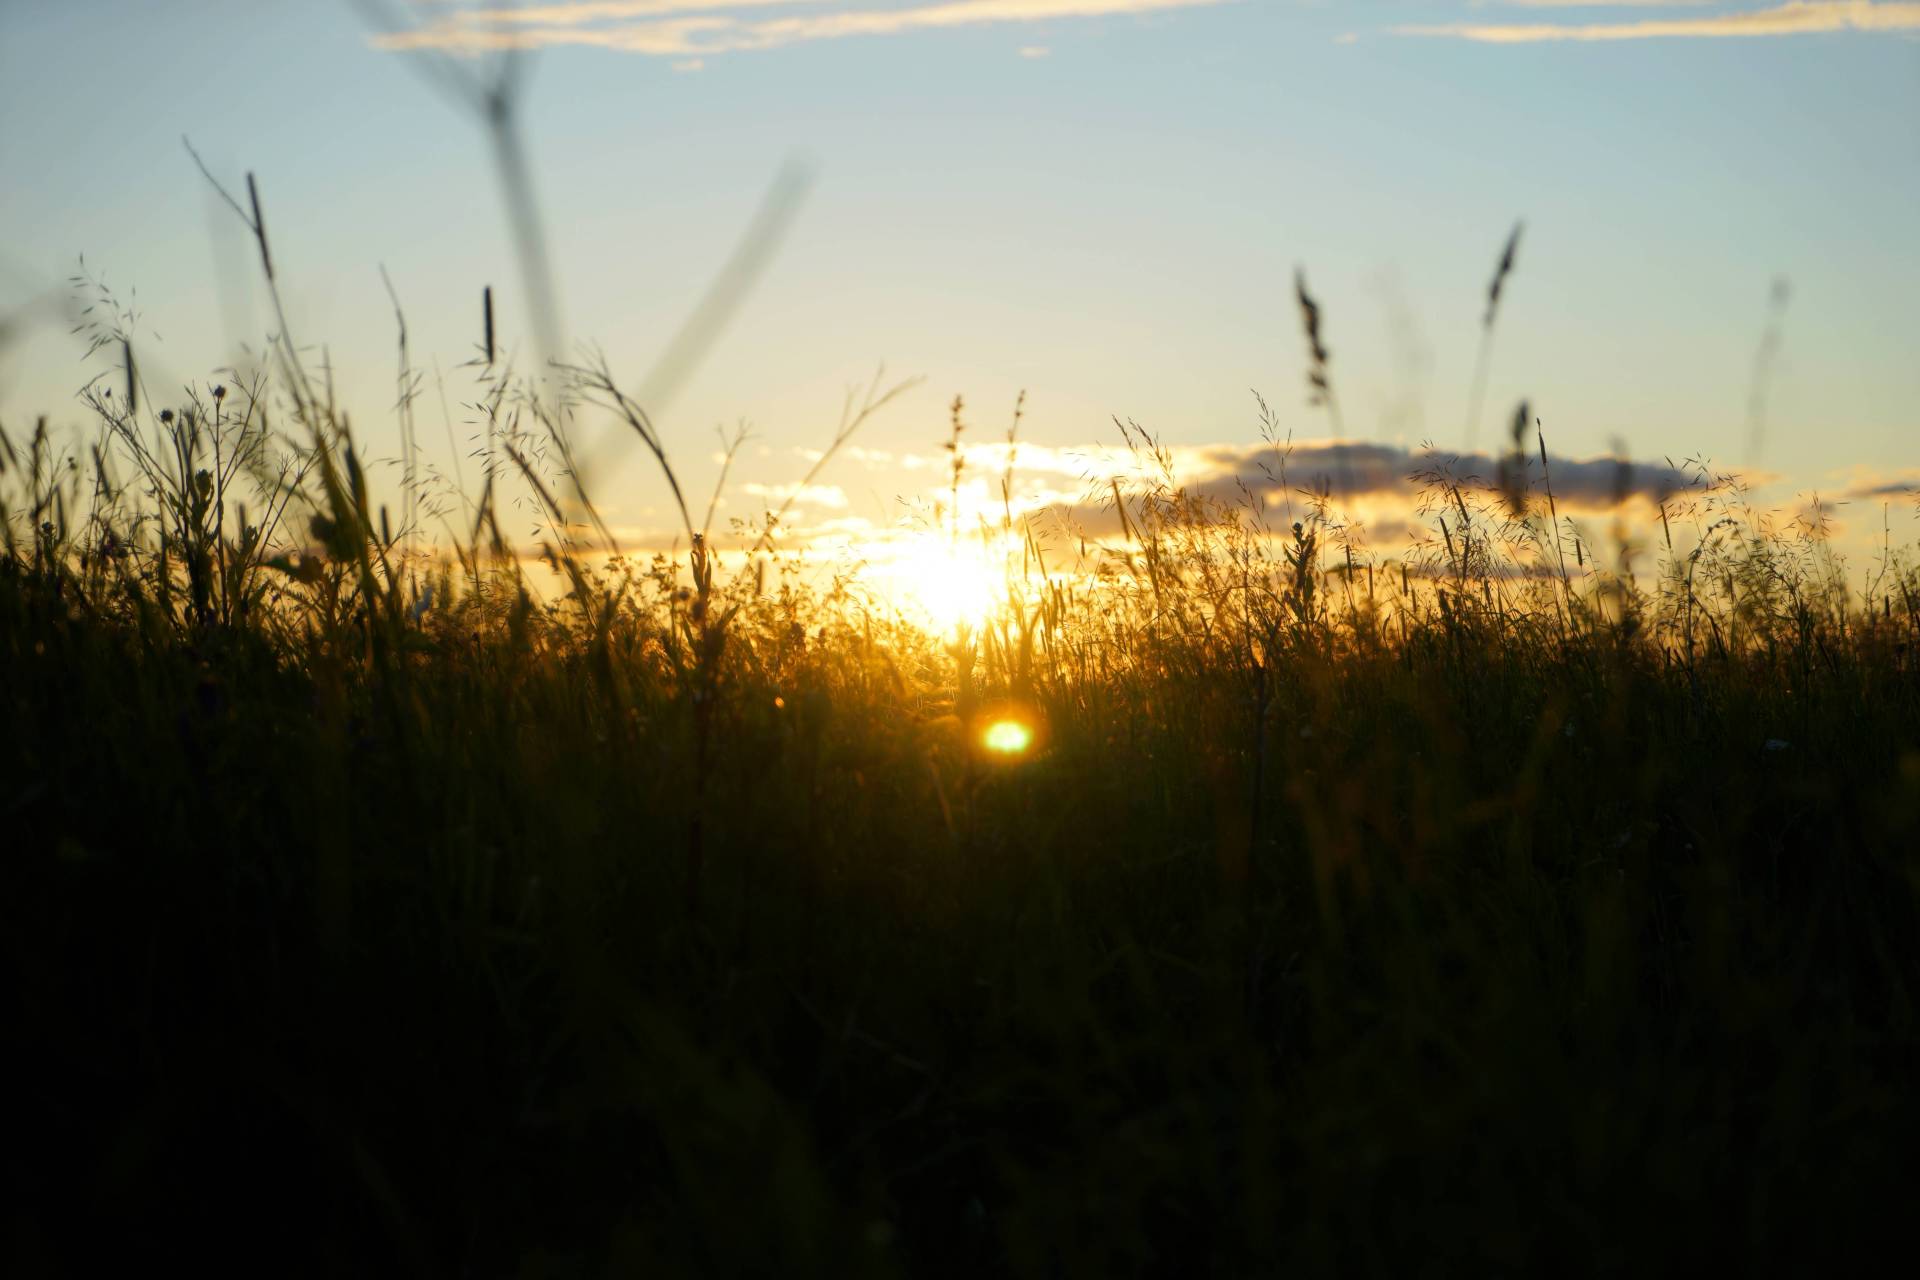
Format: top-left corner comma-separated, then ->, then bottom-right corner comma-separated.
5,379 -> 1920,1276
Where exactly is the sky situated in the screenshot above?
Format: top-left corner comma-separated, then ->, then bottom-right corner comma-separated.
2,0 -> 1917,582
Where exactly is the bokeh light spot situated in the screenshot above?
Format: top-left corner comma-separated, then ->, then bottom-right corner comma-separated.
983,719 -> 1033,756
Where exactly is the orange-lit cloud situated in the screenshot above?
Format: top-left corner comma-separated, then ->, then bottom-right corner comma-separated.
374,0 -> 1233,57
1396,1 -> 1920,42
698,435 -> 1731,573
1007,439 -> 1720,548
1837,468 -> 1920,502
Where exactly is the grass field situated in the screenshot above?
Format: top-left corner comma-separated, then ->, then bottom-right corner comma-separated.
6,290 -> 1920,1275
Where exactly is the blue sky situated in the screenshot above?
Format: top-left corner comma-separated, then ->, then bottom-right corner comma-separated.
2,1 -> 1916,556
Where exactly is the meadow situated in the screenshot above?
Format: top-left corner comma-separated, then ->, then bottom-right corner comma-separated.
5,167 -> 1920,1275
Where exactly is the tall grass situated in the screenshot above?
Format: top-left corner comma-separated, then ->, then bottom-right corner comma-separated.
4,173 -> 1919,1276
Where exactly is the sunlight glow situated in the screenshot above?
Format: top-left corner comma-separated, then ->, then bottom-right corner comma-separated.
884,535 -> 1003,634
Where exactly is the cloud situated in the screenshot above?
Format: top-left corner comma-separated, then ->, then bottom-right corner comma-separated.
742,480 -> 851,508
1155,439 -> 1706,509
1497,1 -> 1724,8
856,436 -> 1720,550
1395,1 -> 1920,43
441,0 -> 814,27
595,434 -> 1751,567
937,439 -> 1133,479
374,0 -> 1233,58
878,435 -> 1714,509
1837,469 -> 1920,502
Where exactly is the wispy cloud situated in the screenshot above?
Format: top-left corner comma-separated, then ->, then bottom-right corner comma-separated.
742,480 -> 851,508
1836,467 -> 1920,502
1496,2 -> 1725,8
436,0 -> 815,27
1396,1 -> 1920,43
375,0 -> 1231,57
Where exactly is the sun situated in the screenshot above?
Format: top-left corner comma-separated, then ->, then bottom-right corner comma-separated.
880,533 -> 1003,634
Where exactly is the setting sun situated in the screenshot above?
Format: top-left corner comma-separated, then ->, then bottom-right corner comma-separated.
881,534 -> 1004,634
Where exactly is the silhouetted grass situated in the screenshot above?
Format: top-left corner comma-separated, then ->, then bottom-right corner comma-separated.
5,188 -> 1919,1276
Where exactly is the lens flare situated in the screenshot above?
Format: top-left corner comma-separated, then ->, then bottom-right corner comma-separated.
982,718 -> 1033,756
